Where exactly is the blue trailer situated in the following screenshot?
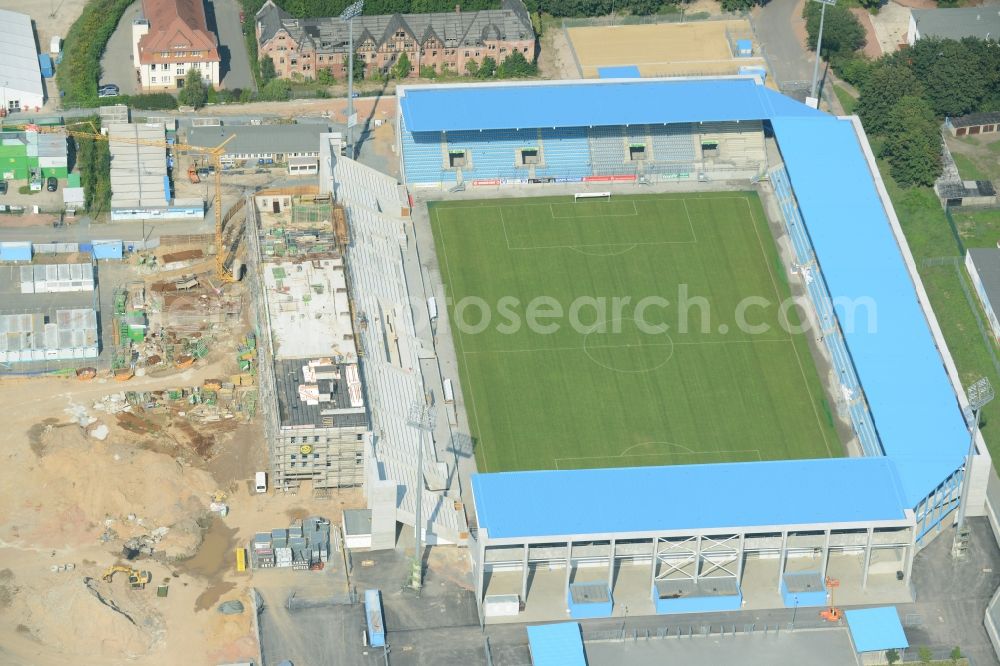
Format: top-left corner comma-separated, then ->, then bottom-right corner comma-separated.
364,589 -> 386,648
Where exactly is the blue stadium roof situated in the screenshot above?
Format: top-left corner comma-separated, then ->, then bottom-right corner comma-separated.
597,65 -> 641,79
773,116 -> 968,505
399,78 -> 823,133
402,78 -> 969,533
527,623 -> 586,666
473,458 -> 910,540
845,607 -> 909,652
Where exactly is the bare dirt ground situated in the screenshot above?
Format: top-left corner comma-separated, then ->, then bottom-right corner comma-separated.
850,7 -> 886,59
566,20 -> 766,78
0,359 -> 367,665
538,22 -> 581,79
202,94 -> 398,124
2,0 -> 87,60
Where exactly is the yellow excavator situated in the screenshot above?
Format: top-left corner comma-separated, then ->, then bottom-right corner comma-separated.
102,565 -> 152,590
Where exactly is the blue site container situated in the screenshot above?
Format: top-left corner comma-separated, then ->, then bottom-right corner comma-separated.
364,589 -> 385,647
38,54 -> 54,78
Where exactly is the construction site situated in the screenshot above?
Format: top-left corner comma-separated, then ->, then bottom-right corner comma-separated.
242,186 -> 369,493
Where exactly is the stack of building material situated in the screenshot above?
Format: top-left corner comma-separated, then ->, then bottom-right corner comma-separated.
248,517 -> 330,570
252,532 -> 274,568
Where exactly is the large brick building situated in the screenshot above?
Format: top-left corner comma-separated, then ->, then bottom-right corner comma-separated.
132,0 -> 221,91
255,0 -> 535,81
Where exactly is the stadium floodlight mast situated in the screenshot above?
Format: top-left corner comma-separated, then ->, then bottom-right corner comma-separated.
809,0 -> 837,104
407,400 -> 435,592
341,0 -> 364,159
954,377 -> 994,557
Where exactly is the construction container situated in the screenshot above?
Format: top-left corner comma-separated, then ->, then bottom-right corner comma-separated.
38,54 -> 54,78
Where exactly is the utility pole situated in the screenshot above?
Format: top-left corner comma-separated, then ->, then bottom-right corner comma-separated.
407,401 -> 435,592
953,377 -> 994,558
341,0 -> 363,159
809,0 -> 837,106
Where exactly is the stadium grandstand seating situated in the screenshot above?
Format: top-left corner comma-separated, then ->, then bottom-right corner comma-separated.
402,116 -> 718,183
769,164 -> 883,459
535,127 -> 592,179
446,128 -> 536,180
401,121 -> 451,185
650,123 -> 698,166
588,125 -> 635,176
332,153 -> 467,543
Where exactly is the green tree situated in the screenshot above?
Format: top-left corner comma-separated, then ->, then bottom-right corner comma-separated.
177,69 -> 208,108
465,59 -> 479,77
903,38 -> 986,117
317,68 -> 335,85
856,63 -> 923,134
918,646 -> 933,663
260,55 -> 277,84
721,0 -> 762,11
831,56 -> 874,89
804,2 -> 865,58
419,64 -> 437,78
392,51 -> 412,78
477,56 -> 497,79
885,649 -> 900,665
880,95 -> 941,187
259,78 -> 292,101
497,49 -> 537,78
950,646 -> 963,663
343,54 -> 365,81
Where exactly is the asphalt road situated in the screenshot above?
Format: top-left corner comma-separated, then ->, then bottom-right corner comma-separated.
753,0 -> 814,87
100,1 -> 143,95
205,0 -> 256,92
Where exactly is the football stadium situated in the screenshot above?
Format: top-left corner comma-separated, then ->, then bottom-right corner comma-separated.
382,76 -> 988,621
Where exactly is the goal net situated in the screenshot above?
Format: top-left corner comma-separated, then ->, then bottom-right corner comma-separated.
574,192 -> 611,202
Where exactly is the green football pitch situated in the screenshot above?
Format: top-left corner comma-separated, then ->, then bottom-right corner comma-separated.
430,193 -> 842,473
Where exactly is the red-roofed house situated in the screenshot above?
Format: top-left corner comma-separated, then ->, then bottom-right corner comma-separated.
131,0 -> 220,91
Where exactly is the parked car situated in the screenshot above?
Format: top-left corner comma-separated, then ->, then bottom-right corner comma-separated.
351,91 -> 360,98
0,181 -> 7,195
98,84 -> 119,98
46,176 -> 58,192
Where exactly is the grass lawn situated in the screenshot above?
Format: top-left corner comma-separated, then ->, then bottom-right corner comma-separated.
954,208 -> 1000,248
833,84 -> 858,115
952,152 -> 989,181
875,153 -> 1000,463
431,193 -> 841,473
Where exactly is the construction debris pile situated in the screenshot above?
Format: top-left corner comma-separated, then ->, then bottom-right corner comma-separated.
93,371 -> 258,426
110,269 -> 246,379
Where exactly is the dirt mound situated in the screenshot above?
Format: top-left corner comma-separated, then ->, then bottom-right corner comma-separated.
11,575 -> 163,660
0,422 -> 217,557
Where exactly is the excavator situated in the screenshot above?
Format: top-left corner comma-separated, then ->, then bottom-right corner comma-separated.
102,565 -> 152,590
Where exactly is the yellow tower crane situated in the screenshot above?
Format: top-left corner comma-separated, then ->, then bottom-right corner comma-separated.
13,122 -> 241,282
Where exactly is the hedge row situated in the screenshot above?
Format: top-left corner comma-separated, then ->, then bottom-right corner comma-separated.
57,0 -> 133,108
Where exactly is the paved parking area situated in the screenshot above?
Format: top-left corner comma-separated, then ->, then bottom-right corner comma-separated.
205,0 -> 255,91
100,1 -> 142,96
